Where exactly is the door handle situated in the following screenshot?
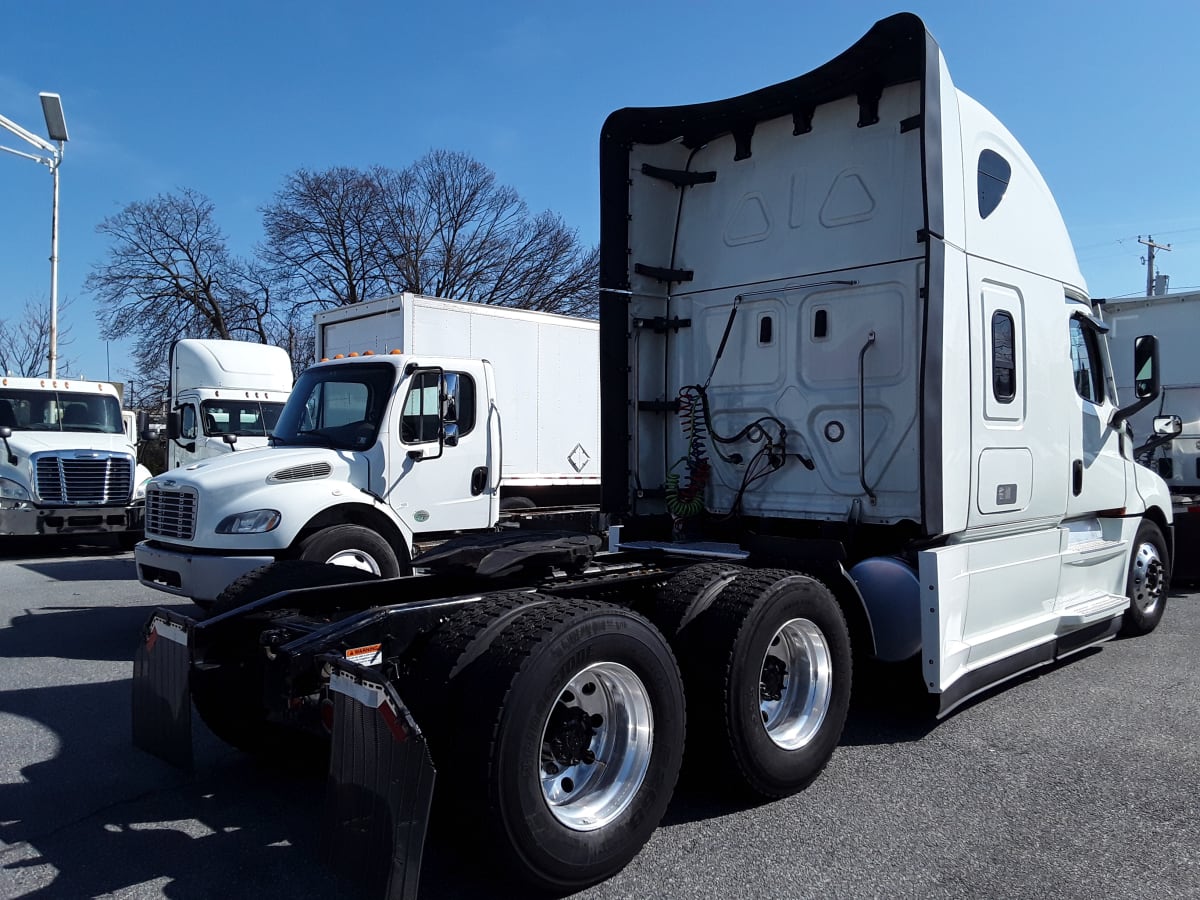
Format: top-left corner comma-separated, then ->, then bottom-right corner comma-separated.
471,466 -> 488,496
1072,459 -> 1083,496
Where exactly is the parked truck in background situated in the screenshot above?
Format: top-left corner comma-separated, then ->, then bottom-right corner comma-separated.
162,338 -> 293,470
1103,290 -> 1199,579
135,295 -> 600,607
0,375 -> 150,547
132,13 -> 1174,899
314,292 -> 600,508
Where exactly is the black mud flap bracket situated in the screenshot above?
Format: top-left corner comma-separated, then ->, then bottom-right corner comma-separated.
131,609 -> 194,769
322,658 -> 436,900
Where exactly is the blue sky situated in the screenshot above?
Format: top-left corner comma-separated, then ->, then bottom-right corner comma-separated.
2,1 -> 1199,385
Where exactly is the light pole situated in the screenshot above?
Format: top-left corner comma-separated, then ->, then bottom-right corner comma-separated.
0,92 -> 69,378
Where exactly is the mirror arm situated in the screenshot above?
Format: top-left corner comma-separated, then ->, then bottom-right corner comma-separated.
1110,394 -> 1155,429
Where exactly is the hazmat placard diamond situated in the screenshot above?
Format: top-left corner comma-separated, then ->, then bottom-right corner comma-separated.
568,443 -> 590,473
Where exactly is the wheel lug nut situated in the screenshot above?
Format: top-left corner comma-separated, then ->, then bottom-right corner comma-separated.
545,762 -> 559,775
582,750 -> 596,764
589,713 -> 603,727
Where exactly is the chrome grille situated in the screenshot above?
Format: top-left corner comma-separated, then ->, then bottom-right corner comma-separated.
145,485 -> 198,540
33,454 -> 134,505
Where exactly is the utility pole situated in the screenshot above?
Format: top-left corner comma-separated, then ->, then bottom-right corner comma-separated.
1139,235 -> 1172,296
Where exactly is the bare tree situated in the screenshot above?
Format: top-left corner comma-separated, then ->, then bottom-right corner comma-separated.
86,188 -> 280,378
262,151 -> 598,316
259,167 -> 390,311
0,296 -> 75,378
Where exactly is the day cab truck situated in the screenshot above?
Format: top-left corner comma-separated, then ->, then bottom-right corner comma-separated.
1102,290 -> 1200,579
132,13 -> 1173,899
134,294 -> 600,607
163,338 -> 293,470
0,375 -> 151,547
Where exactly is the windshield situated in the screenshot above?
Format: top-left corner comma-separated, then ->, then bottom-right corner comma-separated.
271,362 -> 395,450
199,400 -> 286,437
0,389 -> 124,435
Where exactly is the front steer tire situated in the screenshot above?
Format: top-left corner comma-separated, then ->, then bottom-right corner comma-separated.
298,524 -> 408,578
1120,519 -> 1169,637
399,596 -> 685,893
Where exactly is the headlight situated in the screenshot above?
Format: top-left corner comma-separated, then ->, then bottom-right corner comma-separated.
0,477 -> 31,502
216,509 -> 281,534
134,478 -> 152,500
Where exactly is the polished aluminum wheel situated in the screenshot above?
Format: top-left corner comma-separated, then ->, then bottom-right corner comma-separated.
323,549 -> 382,574
539,661 -> 654,832
759,617 -> 833,750
1130,538 -> 1166,616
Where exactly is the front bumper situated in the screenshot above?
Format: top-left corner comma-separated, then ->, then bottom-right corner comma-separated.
0,503 -> 143,536
135,541 -> 275,602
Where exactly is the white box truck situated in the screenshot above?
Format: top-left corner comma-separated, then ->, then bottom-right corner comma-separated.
1102,290 -> 1200,578
135,295 -> 600,605
0,375 -> 151,547
163,339 -> 293,470
132,14 -> 1175,898
314,293 -> 600,503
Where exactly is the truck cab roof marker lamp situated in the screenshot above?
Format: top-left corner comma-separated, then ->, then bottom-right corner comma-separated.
321,349 -> 403,362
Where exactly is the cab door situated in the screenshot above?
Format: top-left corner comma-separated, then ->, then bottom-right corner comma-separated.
1065,313 -> 1126,518
385,363 -> 493,534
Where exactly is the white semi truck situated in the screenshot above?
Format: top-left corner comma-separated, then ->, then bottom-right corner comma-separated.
132,13 -> 1174,899
163,338 -> 293,470
0,375 -> 150,546
135,295 -> 600,606
1102,290 -> 1200,579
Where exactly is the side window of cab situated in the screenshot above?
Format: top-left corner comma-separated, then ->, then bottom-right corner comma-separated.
1069,317 -> 1106,405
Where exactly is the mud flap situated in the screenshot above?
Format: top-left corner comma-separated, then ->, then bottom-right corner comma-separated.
323,659 -> 436,900
131,611 -> 194,769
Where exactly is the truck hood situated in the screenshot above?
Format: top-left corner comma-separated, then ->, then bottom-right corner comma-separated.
5,432 -> 135,456
151,446 -> 349,491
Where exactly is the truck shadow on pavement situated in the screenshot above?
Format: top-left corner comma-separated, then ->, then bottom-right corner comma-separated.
0,680 -> 344,898
18,555 -> 139,583
0,535 -> 127,561
0,601 -> 188,663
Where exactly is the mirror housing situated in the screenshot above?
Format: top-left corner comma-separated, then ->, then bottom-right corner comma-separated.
166,411 -> 181,440
1111,335 -> 1160,427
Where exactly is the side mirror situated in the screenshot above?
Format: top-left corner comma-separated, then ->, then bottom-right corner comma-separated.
1112,334 -> 1161,427
442,422 -> 459,448
166,411 -> 181,440
0,425 -> 10,440
1153,414 -> 1182,437
136,411 -> 151,441
223,433 -> 238,451
1132,334 -> 1160,399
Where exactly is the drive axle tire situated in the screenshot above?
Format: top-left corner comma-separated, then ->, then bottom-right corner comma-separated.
649,561 -> 746,640
1121,520 -> 1169,637
298,524 -> 406,578
407,597 -> 685,892
684,568 -> 851,799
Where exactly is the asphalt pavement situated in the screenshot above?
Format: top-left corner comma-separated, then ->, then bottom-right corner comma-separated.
0,537 -> 1196,899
